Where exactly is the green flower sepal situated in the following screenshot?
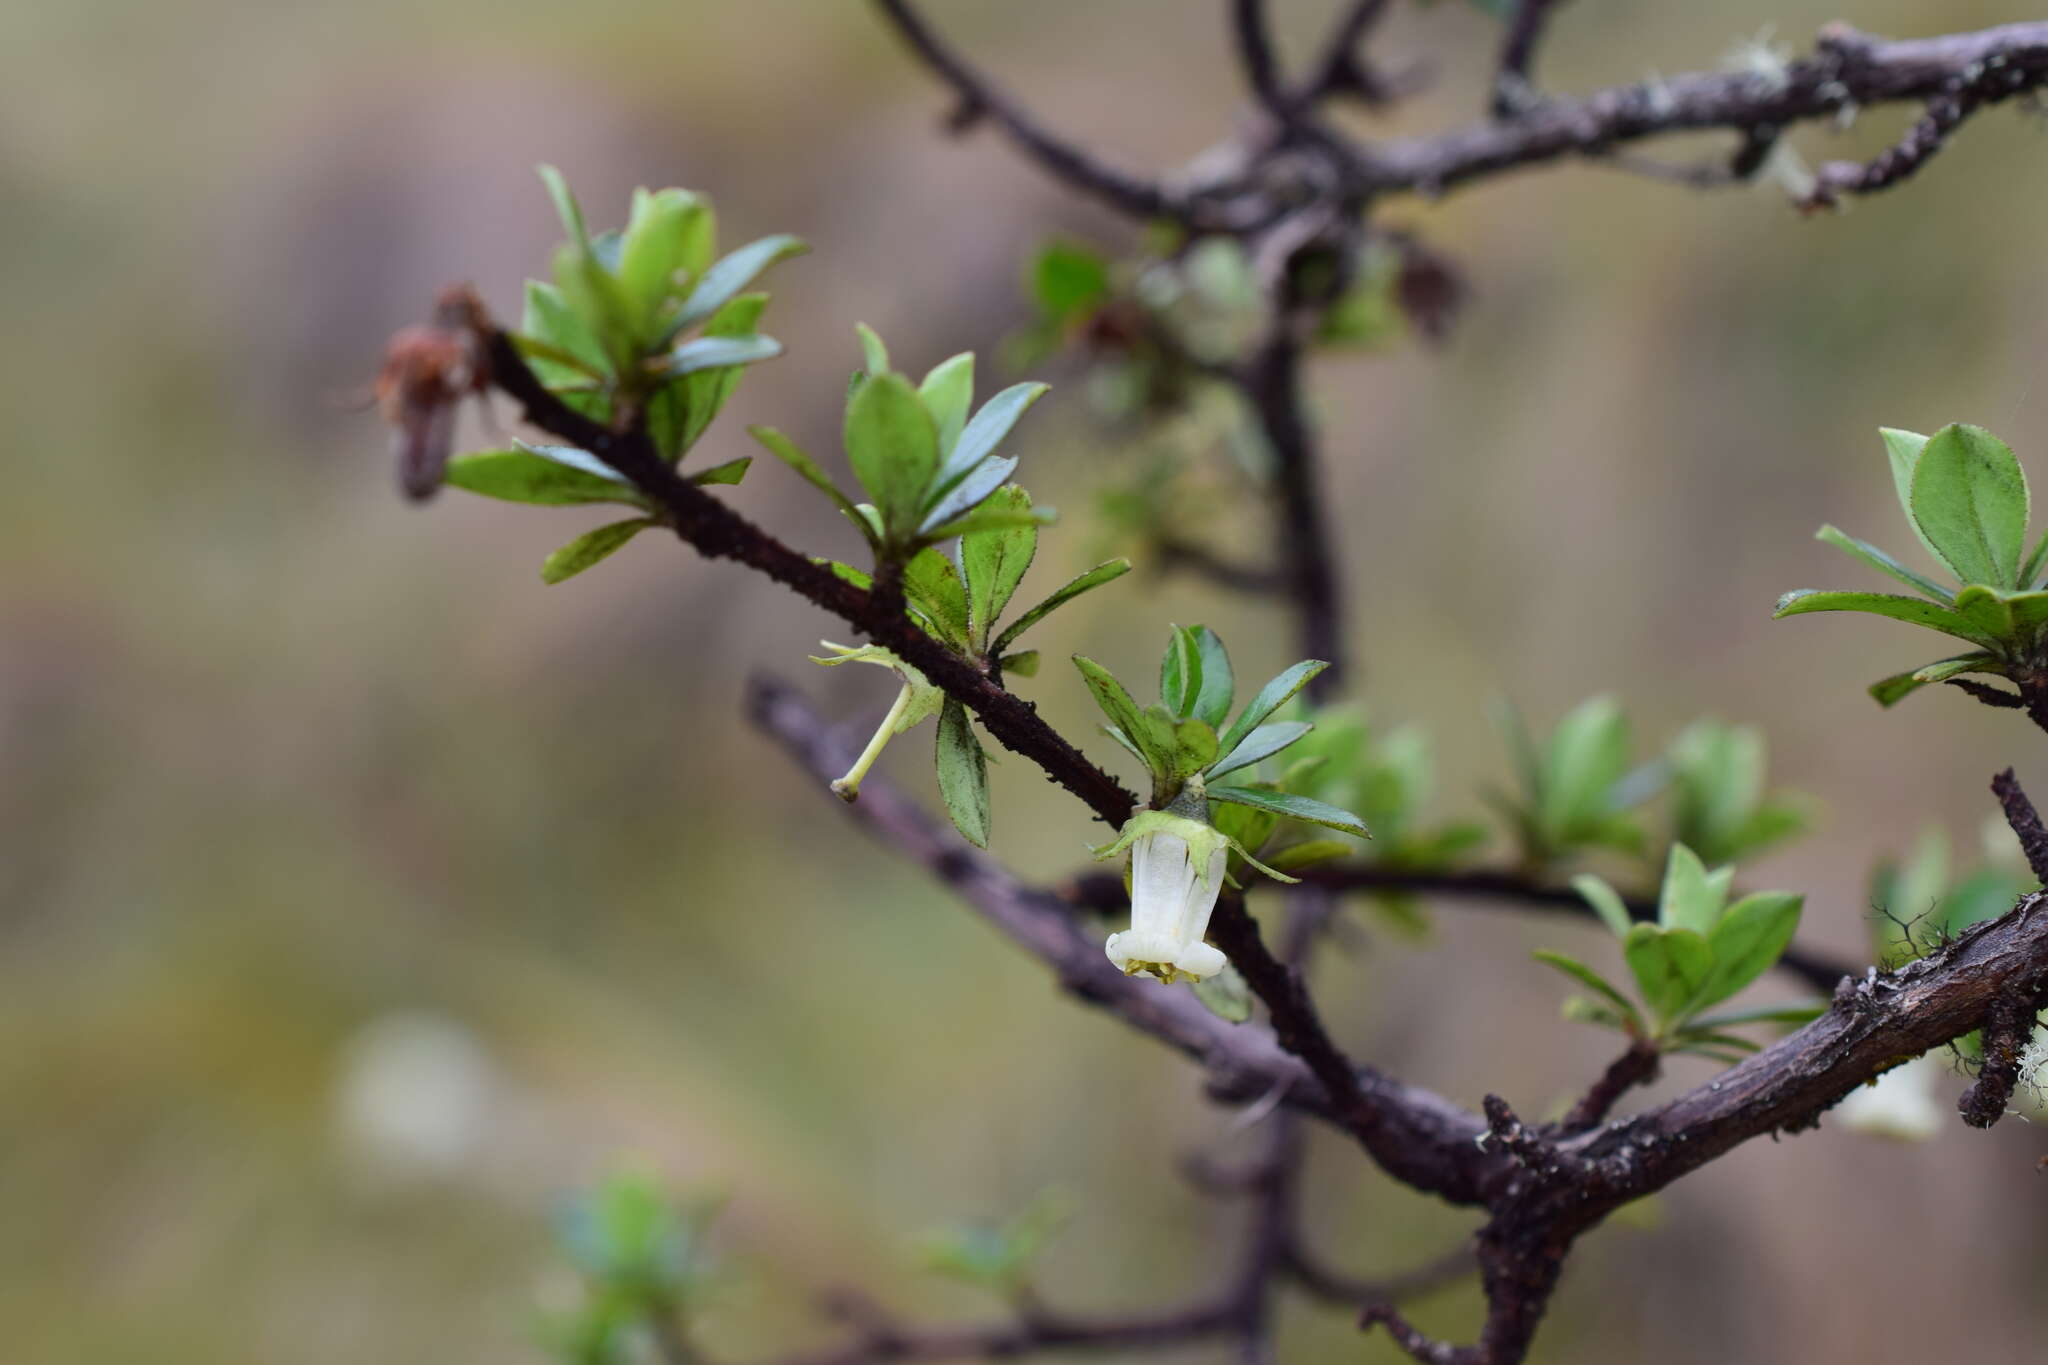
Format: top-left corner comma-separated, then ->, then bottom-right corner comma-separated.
810,641 -> 944,800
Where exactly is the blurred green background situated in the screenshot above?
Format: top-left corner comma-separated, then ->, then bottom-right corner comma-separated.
7,1 -> 2048,1360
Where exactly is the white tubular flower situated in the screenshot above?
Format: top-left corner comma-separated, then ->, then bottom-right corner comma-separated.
1836,1053 -> 1945,1142
1093,792 -> 1252,984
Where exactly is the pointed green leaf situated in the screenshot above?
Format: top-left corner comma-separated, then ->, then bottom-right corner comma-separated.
1909,423 -> 2029,588
521,280 -> 610,379
919,456 -> 1019,536
654,333 -> 781,380
903,546 -> 971,646
1657,844 -> 1725,936
961,487 -> 1037,647
541,517 -> 656,584
936,698 -> 992,848
856,323 -> 890,376
1540,696 -> 1630,839
1207,785 -> 1369,839
1261,839 -> 1353,873
1533,950 -> 1643,1029
1815,525 -> 1953,602
992,560 -> 1131,655
619,187 -> 712,333
1570,873 -> 1637,940
1881,426 -> 1939,555
1691,891 -> 1803,1013
1189,628 -> 1234,729
919,502 -> 1053,542
1622,924 -> 1713,1025
1074,656 -> 1169,774
669,234 -> 807,338
444,449 -> 646,507
537,164 -> 590,249
846,371 -> 941,536
919,353 -> 975,456
690,456 -> 751,486
1160,627 -> 1203,719
749,426 -> 863,521
1687,1002 -> 1826,1031
999,650 -> 1039,678
1773,589 -> 2001,648
932,382 -> 1048,499
1218,660 -> 1329,760
1205,722 -> 1312,780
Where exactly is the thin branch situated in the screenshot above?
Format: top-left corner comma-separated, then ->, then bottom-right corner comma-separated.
1235,329 -> 1347,699
1297,0 -> 1401,108
1958,995 -> 2033,1129
1802,88 -> 1981,211
1284,1239 -> 1476,1311
472,319 -> 1140,830
868,0 -> 1185,223
1993,767 -> 2048,885
1557,1042 -> 1659,1135
1229,0 -> 1290,119
1492,0 -> 1570,118
1358,21 -> 2048,199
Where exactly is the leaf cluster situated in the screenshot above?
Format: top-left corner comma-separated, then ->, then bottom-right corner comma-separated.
1776,424 -> 2048,705
1538,846 -> 1817,1058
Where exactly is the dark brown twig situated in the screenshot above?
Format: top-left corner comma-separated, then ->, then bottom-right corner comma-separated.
1492,0 -> 1569,118
1992,768 -> 2048,885
867,0 -> 1186,223
1959,995 -> 2035,1129
473,321 -> 1140,830
1557,1042 -> 1660,1135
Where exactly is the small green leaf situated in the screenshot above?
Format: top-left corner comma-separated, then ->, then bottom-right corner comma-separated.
619,187 -> 712,334
992,560 -> 1131,654
668,234 -> 807,338
1773,589 -> 2001,648
521,279 -> 610,380
1657,844 -> 1727,937
1205,722 -> 1312,780
919,353 -> 975,456
1261,839 -> 1353,873
999,650 -> 1039,678
903,546 -> 971,647
1909,423 -> 2029,588
690,456 -> 751,486
1692,891 -> 1803,1013
1623,924 -> 1712,1025
1533,950 -> 1643,1029
444,449 -> 645,507
1815,525 -> 1954,602
936,698 -> 992,848
749,426 -> 864,524
1207,785 -> 1369,839
1570,873 -> 1636,940
1190,964 -> 1253,1023
1074,656 -> 1169,774
537,164 -> 590,249
920,501 -> 1054,542
1881,426 -> 1941,561
856,323 -> 890,376
845,371 -> 941,538
654,333 -> 781,379
1160,627 -> 1203,719
1217,660 -> 1329,761
542,517 -> 656,584
919,456 -> 1019,536
1190,628 -> 1234,729
961,487 -> 1037,648
1687,1001 -> 1825,1030
932,382 -> 1048,499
